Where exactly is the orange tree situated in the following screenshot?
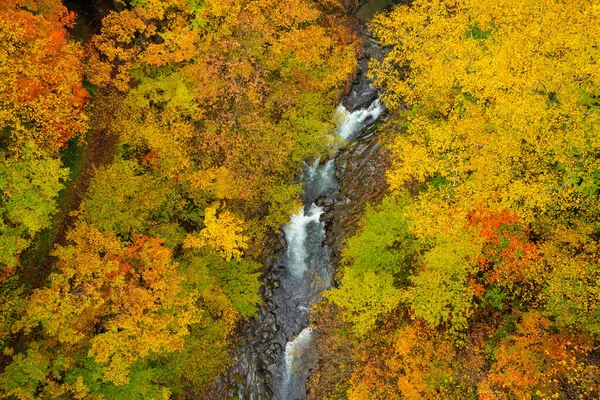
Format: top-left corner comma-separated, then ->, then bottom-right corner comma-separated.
322,0 -> 600,398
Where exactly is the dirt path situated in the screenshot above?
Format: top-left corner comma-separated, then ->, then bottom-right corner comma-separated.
17,0 -> 120,289
19,106 -> 119,289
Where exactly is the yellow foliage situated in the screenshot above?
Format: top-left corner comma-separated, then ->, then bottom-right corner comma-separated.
371,0 -> 600,228
184,202 -> 249,261
187,167 -> 251,200
22,223 -> 200,385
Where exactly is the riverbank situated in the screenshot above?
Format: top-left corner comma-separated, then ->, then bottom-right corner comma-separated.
215,3 -> 394,398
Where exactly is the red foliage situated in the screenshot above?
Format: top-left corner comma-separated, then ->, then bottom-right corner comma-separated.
0,0 -> 88,152
468,207 -> 540,286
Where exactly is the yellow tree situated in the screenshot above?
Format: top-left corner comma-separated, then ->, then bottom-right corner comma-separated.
370,0 -> 600,233
19,222 -> 199,385
184,201 -> 249,261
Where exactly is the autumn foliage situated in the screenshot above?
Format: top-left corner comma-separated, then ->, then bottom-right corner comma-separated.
0,0 -> 88,153
318,0 -> 600,398
0,0 -> 357,397
4,0 -> 599,397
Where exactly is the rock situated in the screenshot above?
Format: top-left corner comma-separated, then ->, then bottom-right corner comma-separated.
314,195 -> 327,207
272,279 -> 280,288
278,232 -> 287,248
355,143 -> 369,156
358,58 -> 369,74
256,383 -> 267,395
266,300 -> 278,311
255,371 -> 266,384
321,213 -> 334,225
262,313 -> 276,331
320,204 -> 334,214
263,286 -> 273,298
341,75 -> 378,112
364,35 -> 385,60
264,355 -> 276,366
270,342 -> 283,353
361,131 -> 375,140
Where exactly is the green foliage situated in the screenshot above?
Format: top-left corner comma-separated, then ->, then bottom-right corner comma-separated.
342,196 -> 418,279
544,262 -> 600,338
69,358 -> 171,400
481,284 -> 507,311
60,136 -> 86,181
213,257 -> 261,318
0,344 -> 50,399
465,23 -> 492,40
327,269 -> 401,337
166,321 -> 232,391
328,196 -> 422,336
83,159 -> 167,235
407,234 -> 481,335
0,275 -> 27,350
0,147 -> 68,270
183,251 -> 261,318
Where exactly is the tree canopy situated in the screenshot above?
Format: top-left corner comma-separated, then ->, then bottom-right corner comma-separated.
320,0 -> 600,398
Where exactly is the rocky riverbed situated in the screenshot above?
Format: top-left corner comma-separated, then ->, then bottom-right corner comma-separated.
209,3 -> 394,399
217,113 -> 390,400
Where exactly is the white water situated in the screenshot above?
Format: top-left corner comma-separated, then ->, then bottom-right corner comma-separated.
304,159 -> 336,201
274,99 -> 383,400
335,99 -> 384,141
281,327 -> 315,400
282,203 -> 324,279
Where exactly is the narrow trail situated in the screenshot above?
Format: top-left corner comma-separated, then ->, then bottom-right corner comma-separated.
20,116 -> 119,289
19,0 -> 118,289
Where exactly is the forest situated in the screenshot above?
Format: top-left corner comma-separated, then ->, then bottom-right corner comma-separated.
0,0 -> 599,399
312,0 -> 600,399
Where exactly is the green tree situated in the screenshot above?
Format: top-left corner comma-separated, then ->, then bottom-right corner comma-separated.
82,159 -> 167,236
406,234 -> 481,336
0,147 -> 67,272
327,269 -> 401,337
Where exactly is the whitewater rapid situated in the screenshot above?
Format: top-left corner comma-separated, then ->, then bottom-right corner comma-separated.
272,98 -> 384,399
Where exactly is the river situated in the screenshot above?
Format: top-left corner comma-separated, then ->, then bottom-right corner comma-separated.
269,99 -> 384,400
225,1 -> 391,397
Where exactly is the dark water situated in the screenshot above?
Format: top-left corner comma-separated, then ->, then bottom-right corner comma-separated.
270,100 -> 385,400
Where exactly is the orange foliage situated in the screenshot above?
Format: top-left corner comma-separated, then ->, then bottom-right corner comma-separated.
468,208 -> 541,288
0,0 -> 87,153
347,319 -> 485,399
488,312 -> 600,399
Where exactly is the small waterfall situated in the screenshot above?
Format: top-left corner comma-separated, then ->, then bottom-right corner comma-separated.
272,99 -> 384,400
282,204 -> 324,279
336,99 -> 384,141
